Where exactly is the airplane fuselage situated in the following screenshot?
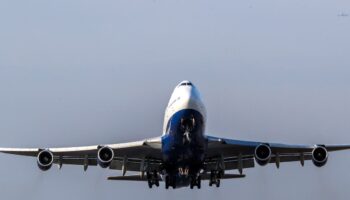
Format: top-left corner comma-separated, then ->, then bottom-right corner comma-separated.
161,81 -> 207,188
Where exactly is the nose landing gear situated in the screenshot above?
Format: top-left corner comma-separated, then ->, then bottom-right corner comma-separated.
181,116 -> 196,145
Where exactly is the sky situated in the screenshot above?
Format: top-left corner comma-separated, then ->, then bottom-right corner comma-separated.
0,0 -> 350,199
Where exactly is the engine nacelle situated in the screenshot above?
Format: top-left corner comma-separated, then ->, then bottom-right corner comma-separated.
37,150 -> 54,171
97,146 -> 114,168
254,143 -> 272,166
312,146 -> 328,167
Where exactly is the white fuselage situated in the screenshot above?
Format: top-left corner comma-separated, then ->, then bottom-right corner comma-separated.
162,81 -> 207,135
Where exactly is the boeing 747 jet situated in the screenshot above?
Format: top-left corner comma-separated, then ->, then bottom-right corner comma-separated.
1,80 -> 350,189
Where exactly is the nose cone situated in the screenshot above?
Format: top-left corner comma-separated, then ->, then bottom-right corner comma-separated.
177,81 -> 196,99
176,81 -> 202,109
175,81 -> 206,123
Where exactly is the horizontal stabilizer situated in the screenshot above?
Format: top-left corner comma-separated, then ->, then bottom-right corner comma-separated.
107,174 -> 245,181
201,173 -> 246,180
107,175 -> 159,181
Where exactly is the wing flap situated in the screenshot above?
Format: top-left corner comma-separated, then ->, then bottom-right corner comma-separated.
270,154 -> 312,164
109,159 -> 161,172
205,157 -> 255,171
53,157 -> 98,166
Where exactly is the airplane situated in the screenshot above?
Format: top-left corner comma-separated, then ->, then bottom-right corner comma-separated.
1,80 -> 350,189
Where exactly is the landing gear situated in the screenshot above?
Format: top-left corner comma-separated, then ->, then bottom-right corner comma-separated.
190,175 -> 201,189
181,116 -> 196,145
165,175 -> 176,189
209,170 -> 222,187
147,171 -> 159,189
165,176 -> 169,189
148,179 -> 153,188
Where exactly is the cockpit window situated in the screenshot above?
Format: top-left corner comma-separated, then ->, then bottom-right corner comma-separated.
180,82 -> 192,86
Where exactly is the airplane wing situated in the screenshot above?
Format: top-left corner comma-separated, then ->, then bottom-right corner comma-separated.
0,137 -> 162,172
205,135 -> 350,172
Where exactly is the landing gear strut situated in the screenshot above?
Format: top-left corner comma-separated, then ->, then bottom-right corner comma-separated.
190,175 -> 201,189
165,175 -> 176,189
209,170 -> 222,187
147,171 -> 159,188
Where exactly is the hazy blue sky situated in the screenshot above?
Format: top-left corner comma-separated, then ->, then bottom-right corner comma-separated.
1,0 -> 350,199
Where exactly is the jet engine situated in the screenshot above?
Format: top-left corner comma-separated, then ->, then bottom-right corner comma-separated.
312,146 -> 328,167
254,143 -> 272,166
97,146 -> 114,168
37,150 -> 54,171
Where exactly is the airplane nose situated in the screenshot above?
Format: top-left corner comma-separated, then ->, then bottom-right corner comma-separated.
182,88 -> 194,103
174,80 -> 204,113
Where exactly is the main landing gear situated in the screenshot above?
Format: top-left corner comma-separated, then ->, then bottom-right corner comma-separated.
209,170 -> 222,187
165,175 -> 176,189
190,175 -> 201,189
147,171 -> 159,188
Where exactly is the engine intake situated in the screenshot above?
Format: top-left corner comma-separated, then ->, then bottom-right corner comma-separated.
97,146 -> 114,168
312,146 -> 328,167
254,143 -> 272,166
37,150 -> 54,171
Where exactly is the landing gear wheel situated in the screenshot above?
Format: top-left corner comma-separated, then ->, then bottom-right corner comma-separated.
153,171 -> 159,187
172,178 -> 177,189
147,171 -> 159,189
216,180 -> 220,188
147,172 -> 152,188
165,176 -> 169,189
197,176 -> 201,189
190,175 -> 201,189
166,175 -> 176,189
209,170 -> 221,187
190,176 -> 195,189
